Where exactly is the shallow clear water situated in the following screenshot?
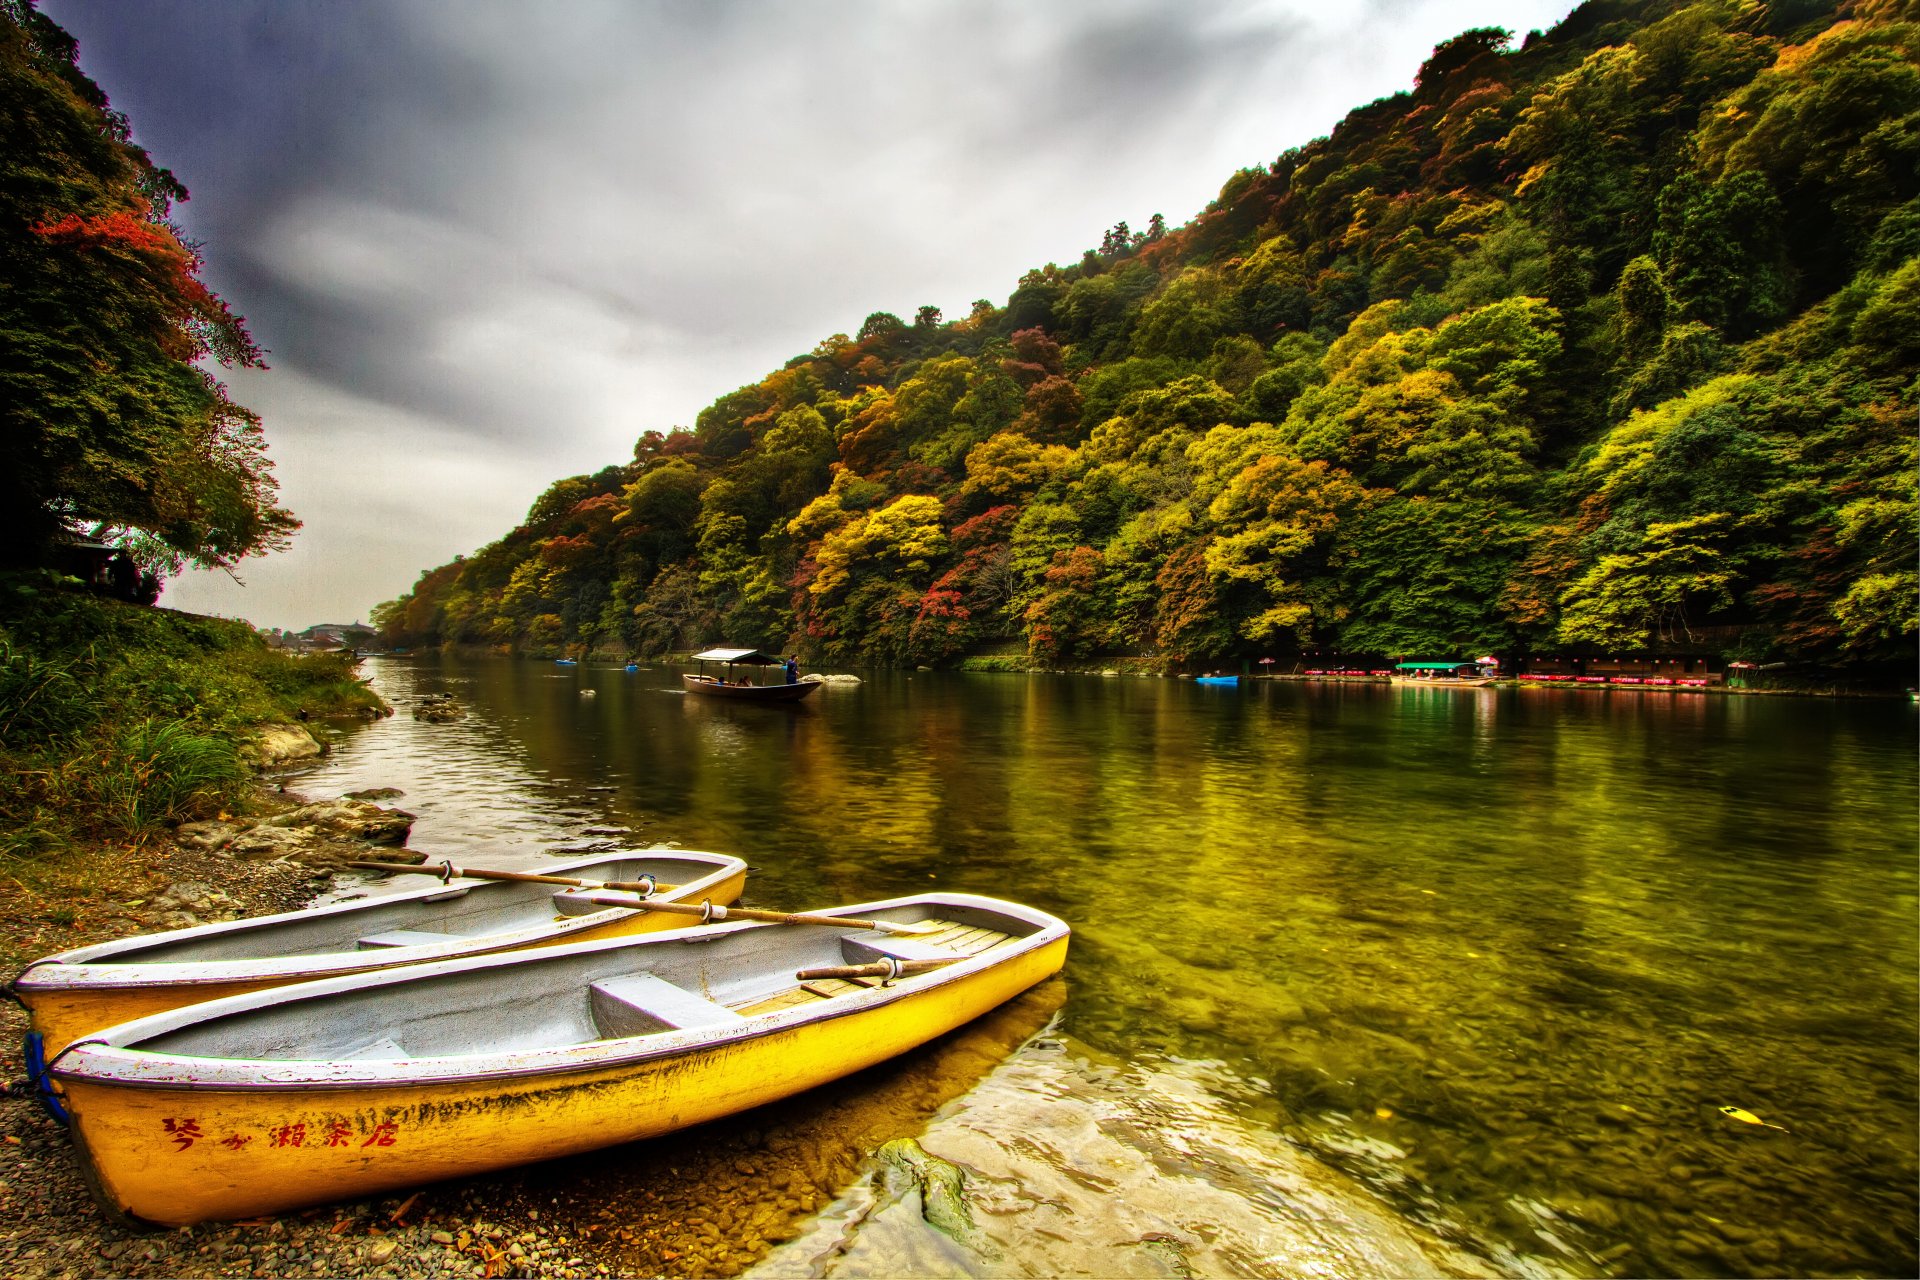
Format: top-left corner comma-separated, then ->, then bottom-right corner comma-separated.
298,658 -> 1919,1277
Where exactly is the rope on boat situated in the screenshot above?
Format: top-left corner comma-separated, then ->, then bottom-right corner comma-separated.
28,1035 -> 110,1125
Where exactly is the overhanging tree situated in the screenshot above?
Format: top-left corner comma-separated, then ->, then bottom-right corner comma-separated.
0,2 -> 296,575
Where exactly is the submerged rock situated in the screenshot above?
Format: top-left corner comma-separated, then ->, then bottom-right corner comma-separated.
876,1139 -> 1000,1261
752,1035 -> 1493,1279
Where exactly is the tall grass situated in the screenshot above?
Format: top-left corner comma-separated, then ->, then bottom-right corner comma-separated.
0,638 -> 89,747
86,719 -> 246,831
0,578 -> 386,859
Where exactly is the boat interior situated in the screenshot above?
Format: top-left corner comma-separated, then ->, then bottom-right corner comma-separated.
70,854 -> 740,965
130,900 -> 1042,1062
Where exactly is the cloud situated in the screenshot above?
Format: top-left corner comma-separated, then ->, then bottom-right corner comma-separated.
158,368 -> 557,625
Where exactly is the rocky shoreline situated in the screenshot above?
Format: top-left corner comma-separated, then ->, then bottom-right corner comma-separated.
0,738 -> 632,1280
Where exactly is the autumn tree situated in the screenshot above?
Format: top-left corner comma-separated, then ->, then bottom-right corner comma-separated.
0,4 -> 295,573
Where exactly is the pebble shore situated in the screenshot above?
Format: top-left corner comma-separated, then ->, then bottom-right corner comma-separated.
0,827 -> 641,1280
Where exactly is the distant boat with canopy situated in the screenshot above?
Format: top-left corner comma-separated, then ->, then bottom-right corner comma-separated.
682,648 -> 820,702
1391,661 -> 1496,687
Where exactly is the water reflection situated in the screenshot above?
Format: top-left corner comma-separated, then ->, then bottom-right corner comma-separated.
300,659 -> 1918,1277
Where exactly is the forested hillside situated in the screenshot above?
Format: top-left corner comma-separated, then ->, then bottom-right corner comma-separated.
374,0 -> 1917,675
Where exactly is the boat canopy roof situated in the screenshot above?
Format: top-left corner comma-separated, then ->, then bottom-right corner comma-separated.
691,647 -> 782,665
1396,661 -> 1474,670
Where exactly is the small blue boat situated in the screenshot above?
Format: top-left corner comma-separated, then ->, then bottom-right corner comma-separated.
1195,675 -> 1240,686
554,659 -> 578,666
625,663 -> 639,673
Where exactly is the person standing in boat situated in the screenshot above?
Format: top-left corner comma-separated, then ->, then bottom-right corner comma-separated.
784,656 -> 799,684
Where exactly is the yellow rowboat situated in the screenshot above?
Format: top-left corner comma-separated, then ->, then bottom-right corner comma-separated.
50,892 -> 1069,1227
14,849 -> 748,1070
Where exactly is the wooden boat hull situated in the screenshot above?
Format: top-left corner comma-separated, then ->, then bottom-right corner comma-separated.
16,850 -> 748,1061
682,673 -> 820,701
52,894 -> 1067,1227
1390,676 -> 1495,687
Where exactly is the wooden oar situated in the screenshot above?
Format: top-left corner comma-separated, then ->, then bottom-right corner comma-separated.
797,958 -> 960,981
347,859 -> 685,896
572,893 -> 938,937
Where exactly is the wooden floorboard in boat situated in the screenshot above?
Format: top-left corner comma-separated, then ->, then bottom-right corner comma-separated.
725,918 -> 1015,1016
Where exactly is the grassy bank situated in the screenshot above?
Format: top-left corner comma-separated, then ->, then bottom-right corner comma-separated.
0,574 -> 386,860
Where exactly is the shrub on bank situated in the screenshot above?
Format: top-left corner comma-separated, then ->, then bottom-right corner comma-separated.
0,576 -> 385,858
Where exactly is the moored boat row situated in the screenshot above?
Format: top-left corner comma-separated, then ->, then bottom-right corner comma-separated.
11,848 -> 1068,1227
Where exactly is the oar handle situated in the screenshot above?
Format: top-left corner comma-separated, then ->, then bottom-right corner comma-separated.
347,860 -> 683,895
797,958 -> 959,981
576,895 -> 917,934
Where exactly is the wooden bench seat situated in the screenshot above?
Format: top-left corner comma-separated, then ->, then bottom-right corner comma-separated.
590,974 -> 745,1038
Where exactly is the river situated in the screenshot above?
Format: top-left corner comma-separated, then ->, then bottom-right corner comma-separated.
288,657 -> 1918,1278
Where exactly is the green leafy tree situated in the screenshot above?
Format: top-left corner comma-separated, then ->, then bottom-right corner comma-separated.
1556,513 -> 1740,648
1339,497 -> 1533,654
1653,171 -> 1791,338
1205,449 -> 1368,647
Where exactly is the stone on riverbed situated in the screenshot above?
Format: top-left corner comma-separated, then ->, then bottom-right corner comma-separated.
753,1037 -> 1492,1279
876,1139 -> 1000,1261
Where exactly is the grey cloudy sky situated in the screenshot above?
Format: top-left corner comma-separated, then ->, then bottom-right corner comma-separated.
44,0 -> 1575,631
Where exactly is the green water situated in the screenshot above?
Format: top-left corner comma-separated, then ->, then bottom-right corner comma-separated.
315,659 -> 1919,1276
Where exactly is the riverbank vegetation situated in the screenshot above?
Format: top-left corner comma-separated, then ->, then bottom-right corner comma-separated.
372,0 -> 1916,682
1,4 -> 349,859
0,578 -> 383,858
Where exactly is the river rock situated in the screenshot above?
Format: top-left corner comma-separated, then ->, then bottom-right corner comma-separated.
346,787 -> 406,801
226,826 -> 328,861
175,820 -> 245,851
876,1138 -> 1000,1261
267,799 -> 416,845
413,700 -> 464,723
152,882 -> 228,914
240,724 -> 325,768
754,1040 -> 1493,1280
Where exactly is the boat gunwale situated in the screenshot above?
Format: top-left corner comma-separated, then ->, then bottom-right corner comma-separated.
50,892 -> 1068,1092
14,849 -> 749,992
680,673 -> 819,700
